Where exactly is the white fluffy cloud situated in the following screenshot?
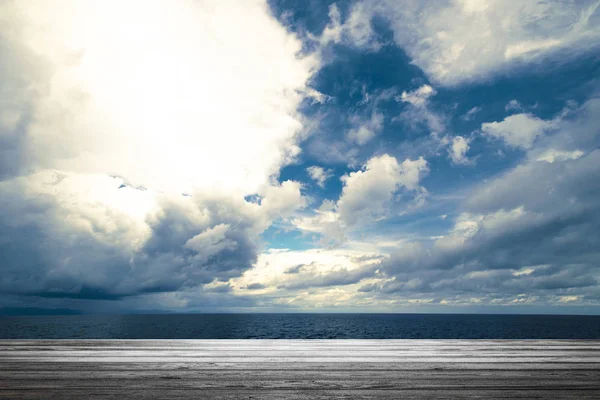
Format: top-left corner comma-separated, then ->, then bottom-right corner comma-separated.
449,136 -> 472,165
292,154 -> 429,247
330,0 -> 600,86
337,154 -> 429,226
397,0 -> 600,86
481,113 -> 555,149
306,166 -> 333,188
1,0 -> 316,194
260,180 -> 307,219
398,85 -> 437,106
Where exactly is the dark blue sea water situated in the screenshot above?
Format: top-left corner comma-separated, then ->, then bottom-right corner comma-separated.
1,314 -> 600,339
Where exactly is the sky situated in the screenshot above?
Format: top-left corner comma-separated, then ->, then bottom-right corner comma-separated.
1,0 -> 600,314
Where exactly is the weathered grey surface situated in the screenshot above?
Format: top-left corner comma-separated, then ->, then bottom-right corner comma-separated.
1,340 -> 600,399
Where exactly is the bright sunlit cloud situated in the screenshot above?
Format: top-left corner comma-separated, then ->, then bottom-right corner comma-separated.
6,0 -> 316,194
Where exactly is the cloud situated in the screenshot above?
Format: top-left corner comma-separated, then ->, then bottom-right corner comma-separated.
320,4 -> 344,45
483,98 -> 599,156
558,295 -> 580,303
396,85 -> 445,135
0,0 -> 316,302
505,100 -> 524,112
293,154 -> 429,246
285,264 -> 305,274
0,0 -> 316,194
319,3 -> 380,50
527,98 -> 600,161
307,137 -> 361,167
245,283 -> 266,290
402,0 -> 600,86
481,113 -> 555,149
0,171 -> 309,299
448,136 -> 472,165
301,87 -> 396,168
375,99 -> 600,304
347,111 -> 384,145
306,166 -> 333,188
330,0 -> 600,86
302,87 -> 332,104
398,85 -> 437,107
395,84 -> 472,166
260,180 -> 307,219
535,149 -> 585,164
232,247 -> 383,299
277,264 -> 377,290
2,1 -> 599,312
184,224 -> 238,258
337,154 -> 429,226
461,106 -> 482,121
291,200 -> 346,247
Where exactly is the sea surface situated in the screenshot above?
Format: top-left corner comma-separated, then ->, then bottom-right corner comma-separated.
1,314 -> 600,339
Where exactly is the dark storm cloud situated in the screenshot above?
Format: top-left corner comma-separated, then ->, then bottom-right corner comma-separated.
142,197 -> 259,285
0,181 -> 261,300
0,182 -> 134,299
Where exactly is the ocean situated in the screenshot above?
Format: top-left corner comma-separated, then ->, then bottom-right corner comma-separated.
1,313 -> 600,339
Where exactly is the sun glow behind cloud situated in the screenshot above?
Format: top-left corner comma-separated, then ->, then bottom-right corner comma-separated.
8,0 -> 316,195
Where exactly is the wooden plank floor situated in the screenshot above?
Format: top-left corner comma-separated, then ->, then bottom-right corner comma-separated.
1,340 -> 600,399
